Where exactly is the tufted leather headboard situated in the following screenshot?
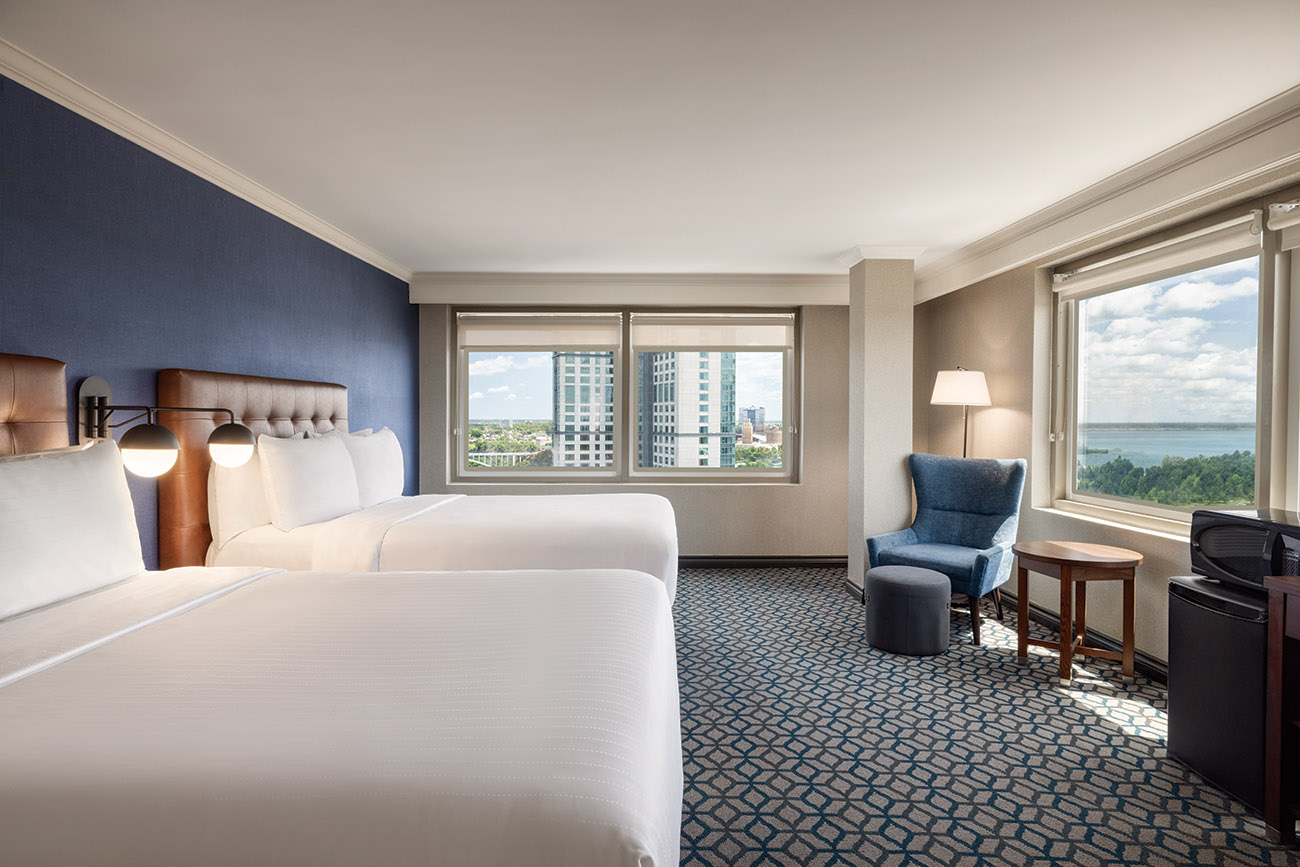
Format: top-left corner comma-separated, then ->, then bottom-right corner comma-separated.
156,368 -> 348,569
0,353 -> 69,456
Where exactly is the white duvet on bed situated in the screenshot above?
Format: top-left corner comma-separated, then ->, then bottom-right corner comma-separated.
0,566 -> 277,688
212,493 -> 680,600
0,568 -> 682,866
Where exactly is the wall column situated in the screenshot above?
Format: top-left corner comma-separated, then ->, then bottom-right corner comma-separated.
848,256 -> 916,589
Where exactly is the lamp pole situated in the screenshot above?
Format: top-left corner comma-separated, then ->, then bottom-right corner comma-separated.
962,403 -> 970,459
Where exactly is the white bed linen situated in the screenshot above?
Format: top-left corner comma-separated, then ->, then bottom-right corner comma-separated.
0,568 -> 682,866
211,493 -> 680,601
205,520 -> 322,569
206,495 -> 461,571
0,566 -> 276,688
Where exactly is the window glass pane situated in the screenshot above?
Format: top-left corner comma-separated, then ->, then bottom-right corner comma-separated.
465,350 -> 556,468
466,350 -> 614,469
636,350 -> 783,469
1073,256 -> 1259,508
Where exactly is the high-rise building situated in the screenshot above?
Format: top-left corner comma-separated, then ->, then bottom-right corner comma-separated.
551,351 -> 616,467
738,405 -> 765,433
638,351 -> 736,468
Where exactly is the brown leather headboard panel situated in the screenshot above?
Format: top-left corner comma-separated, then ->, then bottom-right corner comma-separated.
157,368 -> 348,569
0,353 -> 69,456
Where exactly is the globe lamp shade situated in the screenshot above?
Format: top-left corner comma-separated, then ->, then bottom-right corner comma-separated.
207,422 -> 256,468
119,423 -> 180,477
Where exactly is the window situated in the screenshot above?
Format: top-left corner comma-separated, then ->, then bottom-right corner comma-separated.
459,313 -> 620,472
1053,216 -> 1264,518
630,313 -> 793,474
455,310 -> 797,479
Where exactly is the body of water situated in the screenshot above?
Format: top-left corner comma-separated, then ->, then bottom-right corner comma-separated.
1078,427 -> 1255,469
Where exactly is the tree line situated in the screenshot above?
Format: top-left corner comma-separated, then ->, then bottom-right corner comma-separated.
1076,451 -> 1254,507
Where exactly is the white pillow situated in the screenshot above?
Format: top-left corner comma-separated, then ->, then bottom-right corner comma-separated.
208,451 -> 272,548
307,428 -> 372,438
336,427 -> 405,508
257,434 -> 361,531
0,441 -> 145,620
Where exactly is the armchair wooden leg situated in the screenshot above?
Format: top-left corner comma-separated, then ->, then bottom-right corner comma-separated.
992,587 -> 1004,621
969,595 -> 982,645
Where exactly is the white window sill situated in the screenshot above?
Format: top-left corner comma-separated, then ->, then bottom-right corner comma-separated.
1038,499 -> 1190,543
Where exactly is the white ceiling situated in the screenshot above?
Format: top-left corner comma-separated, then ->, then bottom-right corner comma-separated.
2,0 -> 1300,275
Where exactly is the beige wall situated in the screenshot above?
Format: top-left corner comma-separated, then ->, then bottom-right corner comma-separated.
419,304 -> 851,558
914,264 -> 1189,662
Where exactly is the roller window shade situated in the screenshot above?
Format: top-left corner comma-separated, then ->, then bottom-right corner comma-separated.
1053,218 -> 1261,301
1270,202 -> 1300,252
457,314 -> 622,349
629,313 -> 795,350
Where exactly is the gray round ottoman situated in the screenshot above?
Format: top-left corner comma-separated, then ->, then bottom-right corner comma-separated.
864,565 -> 951,655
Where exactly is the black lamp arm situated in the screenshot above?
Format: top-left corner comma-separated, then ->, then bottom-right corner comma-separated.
85,397 -> 237,440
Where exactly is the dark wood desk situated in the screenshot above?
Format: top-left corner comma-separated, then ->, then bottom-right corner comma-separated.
1265,574 -> 1300,844
1013,541 -> 1142,684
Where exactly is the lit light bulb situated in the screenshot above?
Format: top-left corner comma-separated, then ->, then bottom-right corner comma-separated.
119,422 -> 181,477
209,442 -> 255,468
206,422 -> 256,468
121,447 -> 179,477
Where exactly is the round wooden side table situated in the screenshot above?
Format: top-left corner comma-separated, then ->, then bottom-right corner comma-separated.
1012,540 -> 1143,684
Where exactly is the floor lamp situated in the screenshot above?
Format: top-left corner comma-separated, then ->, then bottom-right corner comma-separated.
930,368 -> 991,458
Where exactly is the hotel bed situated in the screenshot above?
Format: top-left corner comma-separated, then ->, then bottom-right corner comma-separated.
0,353 -> 683,866
157,368 -> 679,600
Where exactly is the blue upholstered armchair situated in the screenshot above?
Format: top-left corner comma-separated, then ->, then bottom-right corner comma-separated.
867,453 -> 1027,645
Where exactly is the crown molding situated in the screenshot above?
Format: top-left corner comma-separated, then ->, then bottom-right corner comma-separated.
0,38 -> 413,282
836,245 -> 926,268
914,84 -> 1300,304
409,272 -> 849,306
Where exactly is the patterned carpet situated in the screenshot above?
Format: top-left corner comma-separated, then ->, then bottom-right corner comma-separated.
674,566 -> 1299,867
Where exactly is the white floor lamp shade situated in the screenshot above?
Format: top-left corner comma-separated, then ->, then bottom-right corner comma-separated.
931,369 -> 990,457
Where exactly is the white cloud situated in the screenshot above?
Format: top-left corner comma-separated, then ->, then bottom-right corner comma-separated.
1083,274 -> 1257,322
505,394 -> 518,401
524,395 -> 535,400
1081,313 -> 1256,423
467,354 -> 550,376
468,391 -> 484,400
468,356 -> 513,376
487,385 -> 510,393
1087,315 -> 1210,358
1154,276 -> 1257,315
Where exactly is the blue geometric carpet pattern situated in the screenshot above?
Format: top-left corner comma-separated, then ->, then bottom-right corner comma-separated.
674,566 -> 1299,867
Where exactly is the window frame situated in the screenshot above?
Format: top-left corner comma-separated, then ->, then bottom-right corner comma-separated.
1050,213 -> 1268,524
451,306 -> 801,484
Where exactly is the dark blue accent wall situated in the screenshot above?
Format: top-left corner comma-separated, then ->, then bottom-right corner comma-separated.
0,76 -> 418,568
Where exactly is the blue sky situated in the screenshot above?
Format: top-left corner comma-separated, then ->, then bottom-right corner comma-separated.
1079,256 -> 1259,424
467,351 -> 785,422
466,352 -> 552,420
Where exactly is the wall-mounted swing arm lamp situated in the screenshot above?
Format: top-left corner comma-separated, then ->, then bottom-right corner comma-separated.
79,376 -> 255,477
